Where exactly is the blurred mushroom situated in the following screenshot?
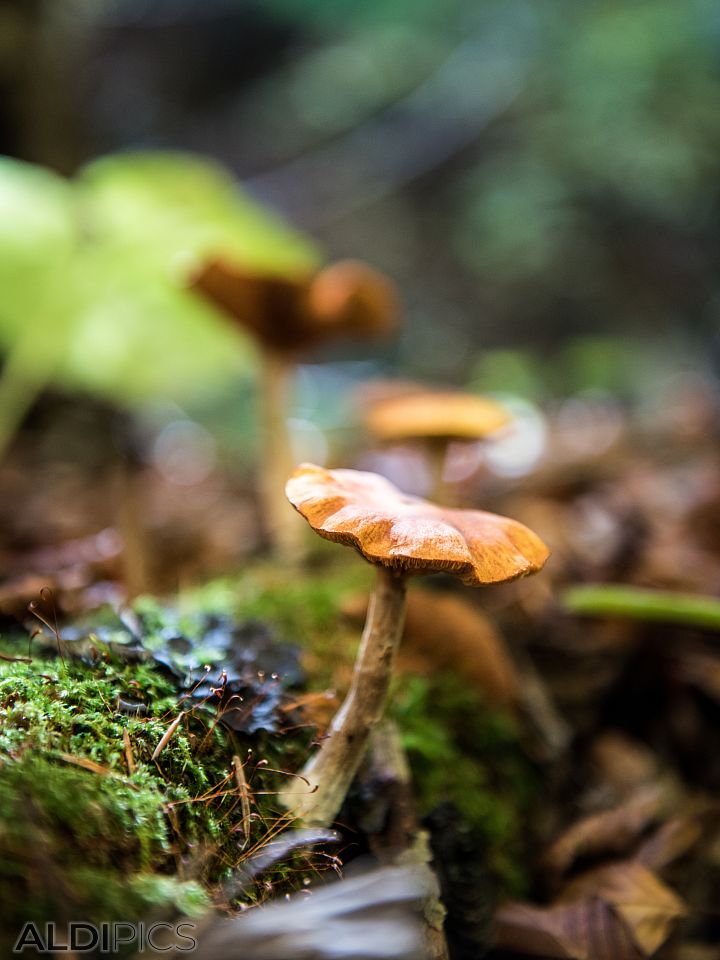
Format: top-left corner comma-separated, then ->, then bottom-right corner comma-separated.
363,389 -> 510,501
192,258 -> 399,559
283,463 -> 549,825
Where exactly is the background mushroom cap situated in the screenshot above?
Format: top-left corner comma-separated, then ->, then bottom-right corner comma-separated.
286,464 -> 549,585
307,260 -> 400,340
189,257 -> 311,350
191,257 -> 398,353
364,390 -> 511,442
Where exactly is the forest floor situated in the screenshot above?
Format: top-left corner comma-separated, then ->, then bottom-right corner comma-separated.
1,388 -> 720,960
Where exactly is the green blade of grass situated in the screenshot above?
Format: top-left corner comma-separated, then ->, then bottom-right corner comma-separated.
562,584 -> 720,631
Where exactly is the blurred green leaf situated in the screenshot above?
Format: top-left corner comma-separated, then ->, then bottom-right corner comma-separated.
52,245 -> 254,404
455,158 -> 578,280
0,151 -> 324,418
0,158 -> 75,336
77,151 -> 320,274
469,348 -> 545,401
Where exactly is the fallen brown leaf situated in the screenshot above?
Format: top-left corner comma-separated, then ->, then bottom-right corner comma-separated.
495,861 -> 686,959
677,650 -> 720,703
589,732 -> 659,798
496,899 -> 643,960
559,861 -> 687,956
634,816 -> 703,873
544,787 -> 662,877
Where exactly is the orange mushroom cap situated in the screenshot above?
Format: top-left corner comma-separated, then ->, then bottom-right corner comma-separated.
286,464 -> 549,585
191,257 -> 399,353
307,260 -> 399,340
364,390 -> 511,443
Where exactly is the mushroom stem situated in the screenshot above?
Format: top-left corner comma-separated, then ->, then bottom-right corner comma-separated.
426,439 -> 449,504
285,566 -> 407,825
259,349 -> 305,561
115,456 -> 150,599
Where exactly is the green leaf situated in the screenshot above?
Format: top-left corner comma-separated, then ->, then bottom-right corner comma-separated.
49,243 -> 255,404
0,152 -> 325,415
77,150 -> 320,275
0,157 -> 76,336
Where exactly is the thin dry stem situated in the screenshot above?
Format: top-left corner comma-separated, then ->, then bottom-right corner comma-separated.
425,438 -> 449,504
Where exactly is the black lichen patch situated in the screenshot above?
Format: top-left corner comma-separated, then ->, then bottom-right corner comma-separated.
132,603 -> 304,733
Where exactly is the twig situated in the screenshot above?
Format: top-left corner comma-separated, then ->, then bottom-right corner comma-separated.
151,712 -> 185,761
59,754 -> 112,777
0,651 -> 32,663
123,728 -> 136,775
232,754 -> 252,848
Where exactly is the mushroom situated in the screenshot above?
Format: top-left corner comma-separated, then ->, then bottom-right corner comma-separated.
283,463 -> 549,825
364,389 -> 511,502
191,258 -> 399,559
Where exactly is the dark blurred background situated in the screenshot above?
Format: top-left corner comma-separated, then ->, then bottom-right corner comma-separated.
2,0 -> 720,592
2,0 -> 719,384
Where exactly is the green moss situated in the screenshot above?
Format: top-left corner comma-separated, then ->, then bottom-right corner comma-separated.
179,565 -> 539,900
0,562 -> 541,954
0,641 -> 316,951
389,673 -> 538,899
